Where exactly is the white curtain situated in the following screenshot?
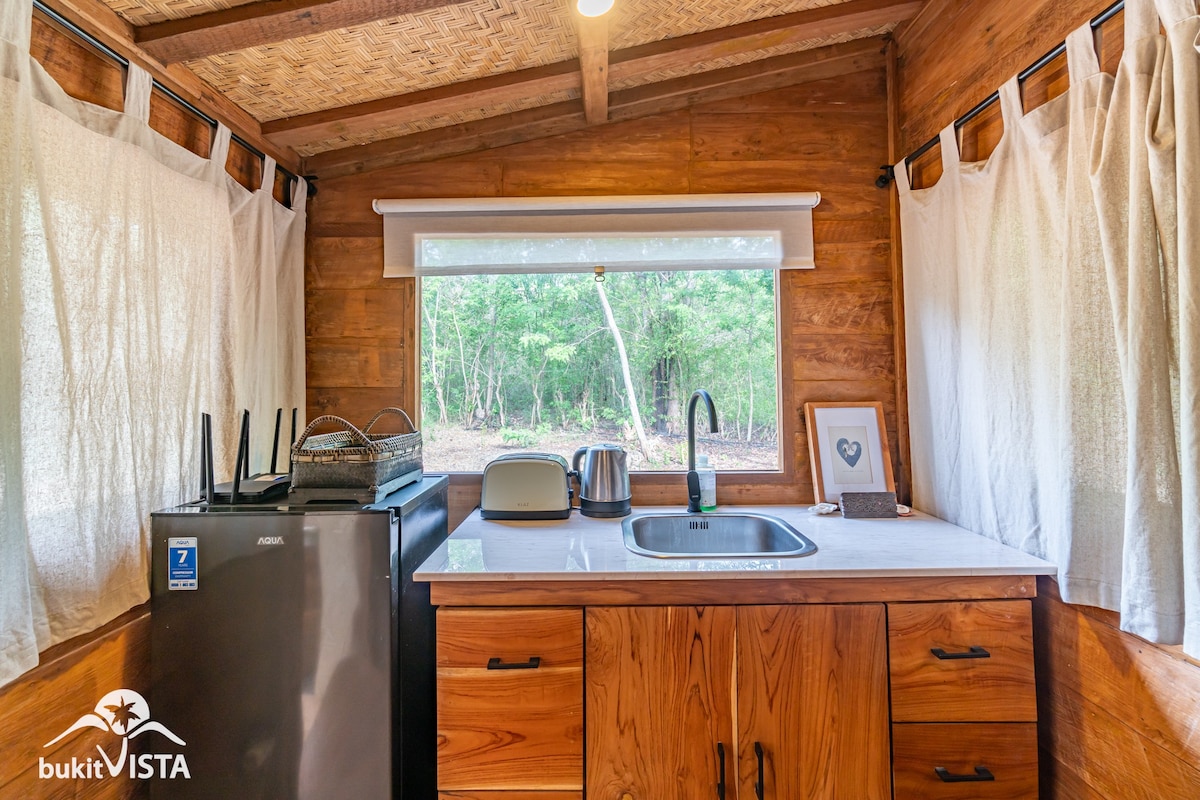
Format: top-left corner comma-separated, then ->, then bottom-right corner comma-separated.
899,0 -> 1200,655
0,6 -> 307,688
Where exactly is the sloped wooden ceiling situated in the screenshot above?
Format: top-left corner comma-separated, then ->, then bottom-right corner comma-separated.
95,0 -> 922,176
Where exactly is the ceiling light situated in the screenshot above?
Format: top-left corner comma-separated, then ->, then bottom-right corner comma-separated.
577,0 -> 614,17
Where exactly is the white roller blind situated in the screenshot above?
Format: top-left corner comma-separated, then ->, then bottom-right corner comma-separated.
374,192 -> 821,276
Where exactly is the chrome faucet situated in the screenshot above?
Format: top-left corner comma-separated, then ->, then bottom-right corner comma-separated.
686,389 -> 718,512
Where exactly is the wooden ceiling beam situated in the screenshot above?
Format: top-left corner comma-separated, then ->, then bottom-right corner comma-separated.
262,61 -> 580,150
136,0 -> 474,63
608,0 -> 921,83
305,37 -> 886,179
575,13 -> 610,125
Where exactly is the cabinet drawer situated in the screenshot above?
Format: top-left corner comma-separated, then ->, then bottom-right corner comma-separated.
438,608 -> 583,669
892,722 -> 1038,799
888,600 -> 1036,722
437,608 -> 583,791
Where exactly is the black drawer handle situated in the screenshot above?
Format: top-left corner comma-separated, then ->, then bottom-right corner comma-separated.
931,646 -> 990,660
716,742 -> 726,800
754,741 -> 765,800
486,656 -> 541,670
935,766 -> 995,783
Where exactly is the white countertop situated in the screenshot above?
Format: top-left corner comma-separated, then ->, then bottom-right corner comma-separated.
413,506 -> 1057,581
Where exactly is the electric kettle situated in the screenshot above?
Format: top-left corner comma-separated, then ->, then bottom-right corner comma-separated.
572,443 -> 632,518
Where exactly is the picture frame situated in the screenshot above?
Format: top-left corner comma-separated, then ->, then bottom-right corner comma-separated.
804,401 -> 895,504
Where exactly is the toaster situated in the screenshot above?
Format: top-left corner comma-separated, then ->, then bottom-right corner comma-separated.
480,453 -> 573,520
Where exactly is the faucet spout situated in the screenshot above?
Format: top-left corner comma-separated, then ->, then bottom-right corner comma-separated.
686,389 -> 718,512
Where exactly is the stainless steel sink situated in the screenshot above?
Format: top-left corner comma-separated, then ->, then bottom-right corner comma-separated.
622,512 -> 817,559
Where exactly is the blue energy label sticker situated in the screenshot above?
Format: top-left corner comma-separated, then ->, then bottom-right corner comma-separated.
168,537 -> 198,590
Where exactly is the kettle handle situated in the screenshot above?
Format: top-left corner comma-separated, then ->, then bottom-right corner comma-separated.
572,446 -> 587,477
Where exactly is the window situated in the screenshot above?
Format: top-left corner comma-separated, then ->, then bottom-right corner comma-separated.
376,193 -> 819,473
420,268 -> 779,472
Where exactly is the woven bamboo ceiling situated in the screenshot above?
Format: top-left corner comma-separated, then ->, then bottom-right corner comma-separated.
99,0 -> 922,176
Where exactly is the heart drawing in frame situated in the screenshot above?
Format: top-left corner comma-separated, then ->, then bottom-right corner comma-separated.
836,437 -> 862,467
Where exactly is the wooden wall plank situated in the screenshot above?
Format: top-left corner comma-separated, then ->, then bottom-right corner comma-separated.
1035,581 -> 1200,770
803,241 -> 891,280
691,111 -> 883,162
30,11 -> 124,111
790,278 -> 894,336
813,216 -> 890,244
226,136 -> 263,193
700,70 -> 888,113
453,113 -> 693,162
306,339 -> 410,388
307,237 -> 386,290
307,387 -> 414,427
1021,50 -> 1071,118
148,89 -> 212,159
305,289 -> 411,339
1034,577 -> 1200,798
0,608 -> 149,800
895,0 -> 1117,152
793,379 -> 899,420
314,161 -> 504,227
691,163 -> 884,215
1039,751 -> 1109,800
501,161 -> 691,196
791,334 -> 895,382
885,36 -> 911,505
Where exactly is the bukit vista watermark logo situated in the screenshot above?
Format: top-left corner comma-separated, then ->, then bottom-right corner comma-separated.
40,689 -> 190,781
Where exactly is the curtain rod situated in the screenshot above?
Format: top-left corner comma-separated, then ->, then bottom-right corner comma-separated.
29,0 -> 304,196
902,0 -> 1125,169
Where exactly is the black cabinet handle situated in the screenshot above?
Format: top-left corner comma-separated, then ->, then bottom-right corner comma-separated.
486,656 -> 541,670
754,741 -> 765,800
716,742 -> 726,800
930,646 -> 990,660
935,766 -> 995,783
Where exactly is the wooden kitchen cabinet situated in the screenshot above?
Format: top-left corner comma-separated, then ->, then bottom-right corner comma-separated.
436,608 -> 584,793
429,572 -> 1043,799
887,600 -> 1038,798
585,604 -> 890,800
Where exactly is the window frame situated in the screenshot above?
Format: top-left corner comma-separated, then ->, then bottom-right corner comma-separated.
381,193 -> 811,508
410,271 -> 800,503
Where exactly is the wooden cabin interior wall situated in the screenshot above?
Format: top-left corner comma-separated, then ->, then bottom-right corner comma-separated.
4,2 -> 1200,798
306,66 -> 901,529
896,1 -> 1200,797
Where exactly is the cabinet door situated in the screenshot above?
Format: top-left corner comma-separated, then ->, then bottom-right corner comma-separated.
737,605 -> 890,800
586,606 -> 735,800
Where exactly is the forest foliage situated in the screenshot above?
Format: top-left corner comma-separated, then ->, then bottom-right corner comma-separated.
420,269 -> 779,469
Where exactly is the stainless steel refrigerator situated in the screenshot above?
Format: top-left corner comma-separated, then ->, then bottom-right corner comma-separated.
149,475 -> 448,800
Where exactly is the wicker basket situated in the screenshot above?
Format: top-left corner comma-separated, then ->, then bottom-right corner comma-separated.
290,408 -> 423,490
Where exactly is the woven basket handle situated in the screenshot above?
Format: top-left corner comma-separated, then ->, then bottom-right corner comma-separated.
293,414 -> 373,450
363,407 -> 417,434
